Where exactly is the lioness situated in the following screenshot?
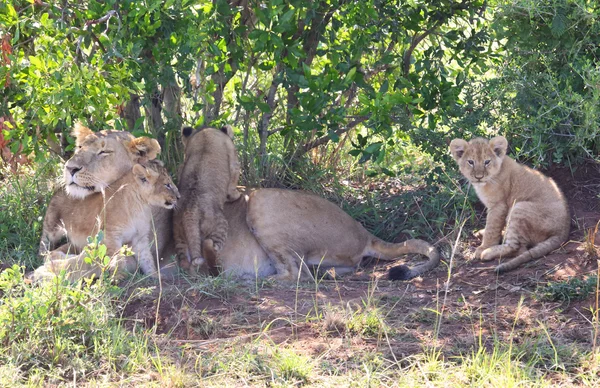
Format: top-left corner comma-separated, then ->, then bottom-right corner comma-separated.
449,136 -> 570,273
38,122 -> 165,256
33,160 -> 180,281
173,125 -> 241,273
172,127 -> 441,282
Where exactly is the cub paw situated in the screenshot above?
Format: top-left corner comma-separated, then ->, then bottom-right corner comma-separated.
473,246 -> 486,259
227,188 -> 242,202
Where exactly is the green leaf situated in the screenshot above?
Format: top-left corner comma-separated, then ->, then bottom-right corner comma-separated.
551,10 -> 568,38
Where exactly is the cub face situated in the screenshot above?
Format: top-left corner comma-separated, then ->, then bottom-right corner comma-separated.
64,123 -> 161,199
132,161 -> 180,209
449,136 -> 508,185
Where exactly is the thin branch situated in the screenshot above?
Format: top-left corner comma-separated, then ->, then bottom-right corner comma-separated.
298,115 -> 370,156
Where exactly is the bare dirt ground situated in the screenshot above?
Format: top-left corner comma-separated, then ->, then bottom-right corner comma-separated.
120,162 -> 600,364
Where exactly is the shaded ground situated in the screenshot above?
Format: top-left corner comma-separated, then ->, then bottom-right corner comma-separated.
120,162 -> 600,362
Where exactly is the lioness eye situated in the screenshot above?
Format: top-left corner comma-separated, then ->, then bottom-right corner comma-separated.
467,160 -> 474,166
98,150 -> 112,155
484,160 -> 491,166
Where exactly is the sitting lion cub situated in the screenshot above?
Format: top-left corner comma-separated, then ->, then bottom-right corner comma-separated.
33,160 -> 180,281
173,125 -> 241,273
449,136 -> 570,273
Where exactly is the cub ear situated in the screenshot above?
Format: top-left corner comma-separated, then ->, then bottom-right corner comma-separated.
489,136 -> 508,158
220,125 -> 234,139
132,164 -> 148,182
72,122 -> 94,146
449,139 -> 468,161
182,126 -> 194,138
128,137 -> 161,161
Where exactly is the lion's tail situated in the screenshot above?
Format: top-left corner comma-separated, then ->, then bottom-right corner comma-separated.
365,238 -> 440,280
496,234 -> 566,273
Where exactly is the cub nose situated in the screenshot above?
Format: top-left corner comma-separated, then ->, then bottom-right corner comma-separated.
67,166 -> 82,177
474,173 -> 484,180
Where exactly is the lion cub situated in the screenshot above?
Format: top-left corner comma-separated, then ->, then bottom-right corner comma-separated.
450,136 -> 570,273
173,125 -> 241,273
34,160 -> 180,281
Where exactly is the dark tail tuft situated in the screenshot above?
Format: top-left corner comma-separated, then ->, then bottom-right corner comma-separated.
388,265 -> 411,281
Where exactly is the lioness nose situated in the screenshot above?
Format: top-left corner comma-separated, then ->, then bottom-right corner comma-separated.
67,166 -> 82,176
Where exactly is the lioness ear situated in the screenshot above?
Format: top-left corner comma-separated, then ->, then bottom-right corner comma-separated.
129,137 -> 161,161
449,139 -> 468,161
220,125 -> 234,139
489,136 -> 508,158
72,122 -> 94,146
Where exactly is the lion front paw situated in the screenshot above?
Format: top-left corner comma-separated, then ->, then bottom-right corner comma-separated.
473,246 -> 486,260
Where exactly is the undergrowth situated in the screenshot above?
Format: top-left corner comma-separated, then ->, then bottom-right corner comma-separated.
536,276 -> 598,305
0,161 -> 60,270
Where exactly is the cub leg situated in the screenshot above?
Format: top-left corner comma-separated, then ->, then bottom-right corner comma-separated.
173,217 -> 192,270
474,205 -> 508,259
132,235 -> 158,277
480,202 -> 532,262
180,206 -> 207,268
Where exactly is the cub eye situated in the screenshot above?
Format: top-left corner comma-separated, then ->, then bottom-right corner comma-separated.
484,160 -> 491,166
165,183 -> 172,190
140,177 -> 148,183
467,160 -> 474,166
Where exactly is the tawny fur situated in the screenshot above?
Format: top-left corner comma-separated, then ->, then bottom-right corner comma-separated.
173,126 -> 241,273
33,160 -> 179,282
450,136 -> 570,273
39,123 -> 165,256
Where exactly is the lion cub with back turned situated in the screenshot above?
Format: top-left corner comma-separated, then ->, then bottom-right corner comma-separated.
450,136 -> 570,273
173,125 -> 241,273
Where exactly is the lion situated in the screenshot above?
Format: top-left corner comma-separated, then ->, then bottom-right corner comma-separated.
172,127 -> 441,282
33,160 -> 180,281
449,136 -> 570,273
173,125 -> 241,273
38,122 -> 163,256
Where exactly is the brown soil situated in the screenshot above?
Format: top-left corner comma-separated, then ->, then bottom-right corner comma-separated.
120,162 -> 600,360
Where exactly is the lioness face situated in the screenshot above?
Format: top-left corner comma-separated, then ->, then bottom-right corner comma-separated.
449,136 -> 508,185
64,123 -> 161,199
132,162 -> 180,210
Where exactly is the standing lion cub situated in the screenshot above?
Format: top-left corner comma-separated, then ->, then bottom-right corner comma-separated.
449,136 -> 570,273
173,125 -> 241,273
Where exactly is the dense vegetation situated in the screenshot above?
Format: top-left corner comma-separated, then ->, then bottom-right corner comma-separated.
1,0 -> 600,386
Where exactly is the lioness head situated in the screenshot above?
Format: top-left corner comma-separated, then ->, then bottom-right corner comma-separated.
132,160 -> 180,209
449,136 -> 508,184
64,123 -> 161,198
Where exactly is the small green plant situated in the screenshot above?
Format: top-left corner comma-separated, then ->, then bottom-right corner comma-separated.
536,276 -> 598,305
269,348 -> 314,385
346,305 -> 388,338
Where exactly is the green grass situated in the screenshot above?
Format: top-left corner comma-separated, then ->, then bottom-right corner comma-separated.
536,276 -> 598,305
1,158 -> 598,386
0,161 -> 60,270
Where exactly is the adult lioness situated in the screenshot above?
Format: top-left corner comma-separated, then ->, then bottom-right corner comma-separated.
449,136 -> 570,273
33,160 -> 179,281
38,123 -> 165,256
175,128 -> 441,281
173,125 -> 241,273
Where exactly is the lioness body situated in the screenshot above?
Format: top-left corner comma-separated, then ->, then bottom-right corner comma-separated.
34,161 -> 179,281
173,127 -> 440,281
450,136 -> 570,273
173,126 -> 241,272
